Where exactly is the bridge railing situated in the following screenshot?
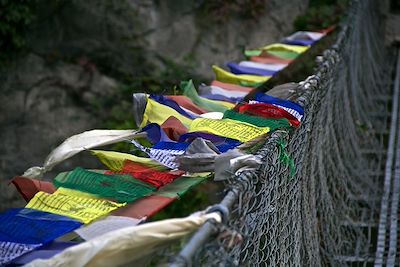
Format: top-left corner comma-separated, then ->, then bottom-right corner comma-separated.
169,0 -> 391,266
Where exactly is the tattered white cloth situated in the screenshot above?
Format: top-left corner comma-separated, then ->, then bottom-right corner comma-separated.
25,212 -> 221,267
22,130 -> 140,178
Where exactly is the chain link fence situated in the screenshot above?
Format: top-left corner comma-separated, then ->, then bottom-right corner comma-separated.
167,0 -> 394,266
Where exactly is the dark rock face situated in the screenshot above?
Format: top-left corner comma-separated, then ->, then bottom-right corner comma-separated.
0,54 -> 118,210
27,0 -> 308,79
0,0 -> 308,210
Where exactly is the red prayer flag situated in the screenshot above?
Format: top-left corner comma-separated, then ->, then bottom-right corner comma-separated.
10,176 -> 56,202
250,56 -> 292,65
160,116 -> 189,141
112,195 -> 176,219
166,95 -> 208,114
210,80 -> 253,93
236,103 -> 300,127
107,160 -> 185,189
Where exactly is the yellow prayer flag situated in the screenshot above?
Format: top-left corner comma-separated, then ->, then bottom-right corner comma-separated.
212,65 -> 270,86
141,97 -> 192,128
189,118 -> 270,143
202,98 -> 235,109
26,191 -> 125,224
90,150 -> 165,171
261,43 -> 309,54
55,187 -> 101,199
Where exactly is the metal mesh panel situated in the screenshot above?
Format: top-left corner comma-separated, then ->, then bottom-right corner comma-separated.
167,0 -> 394,266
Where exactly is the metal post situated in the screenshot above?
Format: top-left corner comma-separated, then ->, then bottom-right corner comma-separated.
170,189 -> 240,267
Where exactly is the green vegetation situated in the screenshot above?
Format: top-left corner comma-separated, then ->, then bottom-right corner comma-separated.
115,58 -> 198,96
0,0 -> 37,62
294,0 -> 349,31
197,0 -> 266,23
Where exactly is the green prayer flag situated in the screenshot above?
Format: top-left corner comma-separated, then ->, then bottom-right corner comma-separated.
156,176 -> 208,198
54,168 -> 156,203
223,109 -> 292,131
277,139 -> 296,178
180,80 -> 231,113
244,50 -> 262,57
266,50 -> 299,60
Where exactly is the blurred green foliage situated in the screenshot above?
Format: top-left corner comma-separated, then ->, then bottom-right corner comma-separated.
107,54 -> 201,103
0,0 -> 37,61
151,184 -> 212,221
294,0 -> 349,31
197,0 -> 266,24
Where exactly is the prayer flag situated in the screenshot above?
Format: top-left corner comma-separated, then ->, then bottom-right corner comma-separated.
227,62 -> 276,76
180,80 -> 234,112
223,109 -> 292,131
90,150 -> 164,172
235,103 -> 300,127
0,208 -> 82,244
189,118 -> 270,143
26,191 -> 125,224
212,65 -> 269,87
53,168 -> 156,203
107,160 -> 184,189
141,97 -> 193,128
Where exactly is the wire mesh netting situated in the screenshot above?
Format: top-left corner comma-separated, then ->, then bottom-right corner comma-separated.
166,0 -> 396,266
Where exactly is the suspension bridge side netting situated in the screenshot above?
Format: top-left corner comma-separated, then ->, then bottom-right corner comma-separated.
171,0 -> 391,266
